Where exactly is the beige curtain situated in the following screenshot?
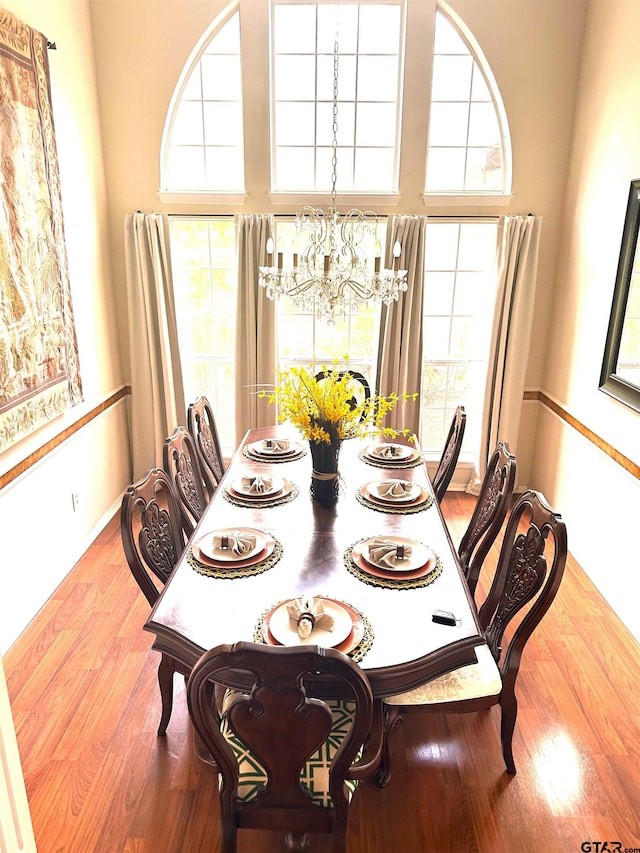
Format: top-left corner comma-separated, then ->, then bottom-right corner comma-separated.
124,213 -> 186,479
234,213 -> 277,445
468,214 -> 543,494
375,215 -> 427,435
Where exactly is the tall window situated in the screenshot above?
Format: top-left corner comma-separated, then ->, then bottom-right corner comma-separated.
272,2 -> 404,192
169,218 -> 237,453
420,221 -> 498,459
274,219 -> 382,380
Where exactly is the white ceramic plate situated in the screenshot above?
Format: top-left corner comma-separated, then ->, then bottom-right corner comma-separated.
231,475 -> 284,498
366,479 -> 421,503
196,527 -> 266,562
365,443 -> 414,462
268,598 -> 353,647
363,535 -> 433,572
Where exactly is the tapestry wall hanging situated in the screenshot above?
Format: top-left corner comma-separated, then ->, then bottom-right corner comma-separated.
0,8 -> 82,452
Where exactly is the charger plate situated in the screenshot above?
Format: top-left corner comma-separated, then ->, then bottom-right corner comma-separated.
194,527 -> 266,563
254,598 -> 374,663
230,475 -> 285,499
345,538 -> 443,590
224,479 -> 299,508
356,484 -> 433,514
188,534 -> 283,579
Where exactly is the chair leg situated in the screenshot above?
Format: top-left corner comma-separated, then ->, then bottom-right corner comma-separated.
157,654 -> 175,736
499,693 -> 518,774
284,832 -> 310,851
374,705 -> 402,788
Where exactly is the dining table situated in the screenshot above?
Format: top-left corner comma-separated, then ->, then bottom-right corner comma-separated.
144,426 -> 486,701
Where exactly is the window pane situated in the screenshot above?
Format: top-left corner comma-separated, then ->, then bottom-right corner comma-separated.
357,56 -> 399,101
353,148 -> 395,191
275,55 -> 317,100
276,102 -> 316,146
274,5 -> 317,53
431,55 -> 473,101
172,102 -> 204,145
359,6 -> 401,53
425,147 -> 466,192
317,101 -> 355,147
356,103 -> 397,147
276,147 -> 315,190
203,102 -> 243,145
428,103 -> 469,147
204,147 -> 244,190
166,146 -> 206,190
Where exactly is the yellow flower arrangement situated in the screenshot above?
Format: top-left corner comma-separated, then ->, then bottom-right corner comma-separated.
259,362 -> 418,445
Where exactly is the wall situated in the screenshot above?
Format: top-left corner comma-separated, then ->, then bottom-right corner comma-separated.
534,0 -> 640,643
0,0 -> 131,654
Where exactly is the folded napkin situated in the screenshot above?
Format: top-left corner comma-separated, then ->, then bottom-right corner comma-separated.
241,476 -> 272,494
367,538 -> 412,568
372,444 -> 403,458
262,438 -> 290,453
376,479 -> 413,499
212,529 -> 257,555
286,595 -> 335,639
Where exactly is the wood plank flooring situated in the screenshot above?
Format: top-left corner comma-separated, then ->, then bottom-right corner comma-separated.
5,493 -> 640,853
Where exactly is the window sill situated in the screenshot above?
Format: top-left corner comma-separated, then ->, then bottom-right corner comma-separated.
268,192 -> 401,208
423,193 -> 512,207
157,192 -> 248,206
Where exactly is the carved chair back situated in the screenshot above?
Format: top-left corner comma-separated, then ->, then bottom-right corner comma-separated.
432,405 -> 466,502
458,441 -> 517,600
163,425 -> 209,537
120,467 -> 188,735
120,467 -> 185,607
478,489 -> 567,664
187,395 -> 226,498
186,642 -> 374,853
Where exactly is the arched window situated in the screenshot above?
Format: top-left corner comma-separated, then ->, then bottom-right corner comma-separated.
165,1 -> 512,470
425,5 -> 511,195
161,9 -> 244,193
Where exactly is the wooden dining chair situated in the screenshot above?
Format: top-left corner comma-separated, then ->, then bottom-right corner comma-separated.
431,405 -> 466,502
187,395 -> 226,498
186,641 -> 383,853
163,425 -> 209,537
120,467 -> 188,735
458,440 -> 517,602
379,490 -> 567,782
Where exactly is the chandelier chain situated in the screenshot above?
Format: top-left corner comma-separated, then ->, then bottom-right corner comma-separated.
257,0 -> 408,322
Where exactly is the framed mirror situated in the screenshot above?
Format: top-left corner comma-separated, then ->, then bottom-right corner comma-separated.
600,179 -> 640,412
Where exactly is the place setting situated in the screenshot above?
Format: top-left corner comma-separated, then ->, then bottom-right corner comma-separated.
224,472 -> 299,507
345,534 -> 442,590
359,441 -> 424,469
253,593 -> 374,663
355,477 -> 433,514
188,526 -> 283,579
243,437 -> 307,463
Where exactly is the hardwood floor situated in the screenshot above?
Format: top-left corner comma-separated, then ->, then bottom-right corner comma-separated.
5,492 -> 640,853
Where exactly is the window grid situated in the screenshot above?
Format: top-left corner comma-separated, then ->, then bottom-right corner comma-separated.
272,2 -> 403,193
425,9 -> 505,194
162,12 -> 244,193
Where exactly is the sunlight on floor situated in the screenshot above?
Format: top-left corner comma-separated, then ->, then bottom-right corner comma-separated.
533,731 -> 583,813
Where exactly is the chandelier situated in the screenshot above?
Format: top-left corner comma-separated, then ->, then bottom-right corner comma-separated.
258,2 -> 408,323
